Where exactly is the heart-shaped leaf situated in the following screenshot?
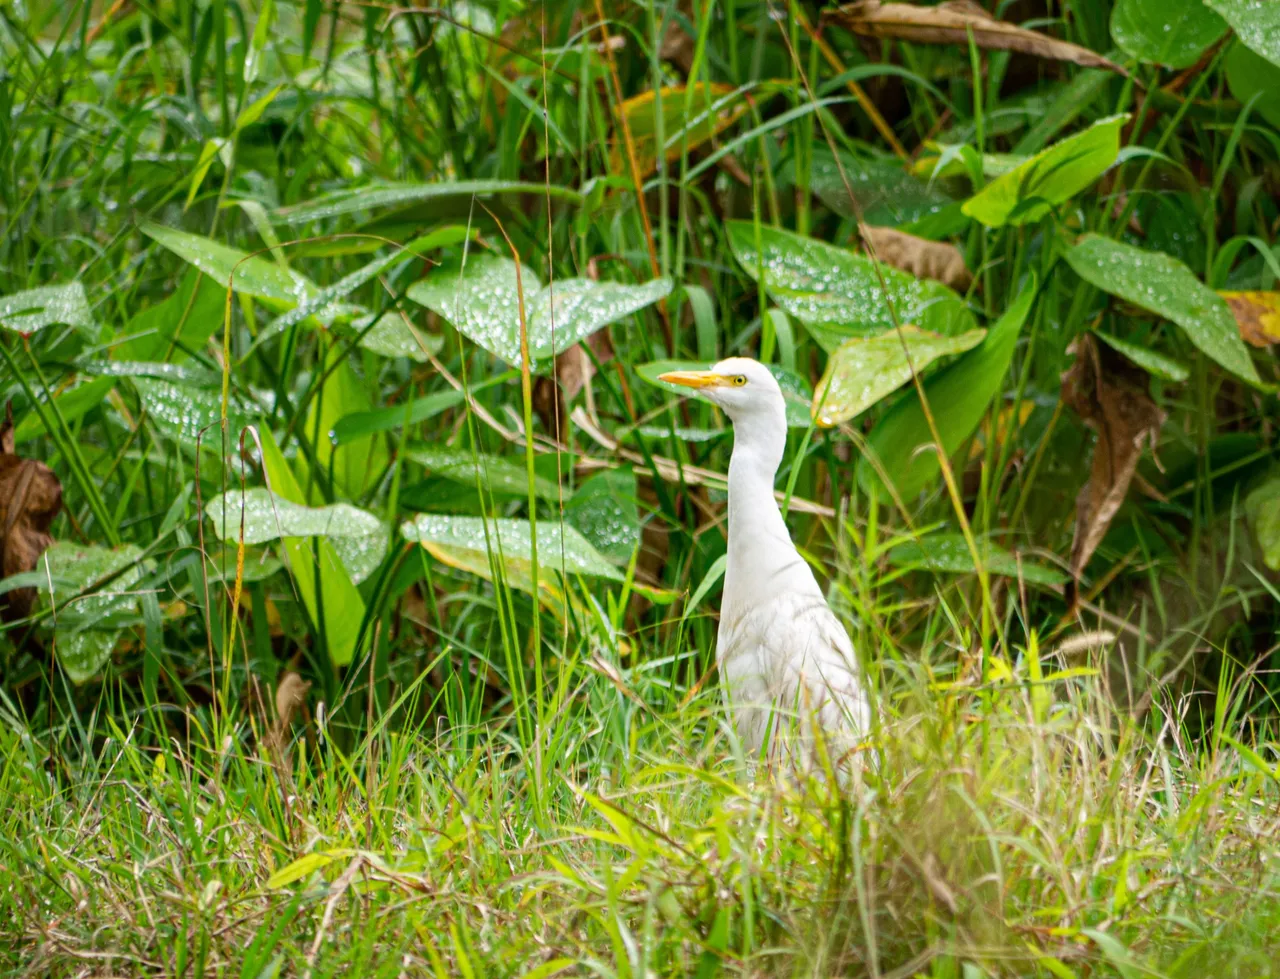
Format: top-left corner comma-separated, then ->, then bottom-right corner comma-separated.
1066,233 -> 1261,386
726,221 -> 976,349
133,378 -> 260,446
813,326 -> 987,427
206,488 -> 387,584
40,543 -> 145,684
564,469 -> 641,564
806,147 -> 954,227
962,115 -> 1127,227
407,254 -> 671,370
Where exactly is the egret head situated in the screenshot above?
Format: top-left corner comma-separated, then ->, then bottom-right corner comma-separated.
656,357 -> 784,427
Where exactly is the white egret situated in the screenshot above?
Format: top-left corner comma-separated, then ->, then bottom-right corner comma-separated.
659,358 -> 871,775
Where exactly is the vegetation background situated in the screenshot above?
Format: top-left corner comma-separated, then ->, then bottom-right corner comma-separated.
2,0 -> 1280,974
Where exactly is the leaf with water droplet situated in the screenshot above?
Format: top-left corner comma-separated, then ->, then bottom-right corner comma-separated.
962,115 -> 1127,227
813,326 -> 986,427
726,222 -> 976,350
39,542 -> 146,683
133,378 -> 260,446
275,180 -> 585,224
1207,0 -> 1280,68
1093,331 -> 1190,382
887,533 -> 1065,587
142,222 -> 318,307
637,359 -> 814,428
858,276 -> 1037,499
0,282 -> 94,336
405,445 -> 560,501
1066,233 -> 1262,386
805,146 -> 954,227
1111,0 -> 1226,68
407,255 -> 672,370
205,488 -> 387,583
564,469 -> 640,564
401,512 -> 623,606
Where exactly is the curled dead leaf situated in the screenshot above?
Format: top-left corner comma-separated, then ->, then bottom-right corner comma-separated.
823,1 -> 1128,76
0,402 -> 63,623
264,670 -> 311,755
1061,334 -> 1165,610
1220,291 -> 1280,347
862,225 -> 972,291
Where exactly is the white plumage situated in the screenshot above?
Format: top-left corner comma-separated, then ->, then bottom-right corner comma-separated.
659,358 -> 871,775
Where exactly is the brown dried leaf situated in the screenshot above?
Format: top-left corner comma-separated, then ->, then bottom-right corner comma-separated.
824,1 -> 1128,76
1061,335 -> 1165,609
263,670 -> 311,755
862,225 -> 972,291
1220,291 -> 1280,347
0,402 -> 63,623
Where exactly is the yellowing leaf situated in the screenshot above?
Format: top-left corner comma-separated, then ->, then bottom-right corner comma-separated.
1220,291 -> 1280,347
612,83 -> 757,177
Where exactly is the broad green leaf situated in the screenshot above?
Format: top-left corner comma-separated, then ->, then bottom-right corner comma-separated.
636,359 -> 814,428
134,378 -> 259,446
887,533 -> 1066,587
858,276 -> 1037,500
1246,473 -> 1280,570
0,282 -> 94,335
260,428 -> 366,668
564,469 -> 640,564
13,377 -> 116,445
276,180 -> 584,224
962,115 -> 1127,227
807,147 -> 954,227
1224,40 -> 1280,130
116,269 -> 225,362
1208,0 -> 1280,67
401,513 -> 624,602
301,336 -> 387,500
813,326 -> 987,427
1111,0 -> 1226,68
142,222 -> 316,306
725,222 -> 976,347
408,254 -> 671,369
206,488 -> 388,583
405,445 -> 560,501
1066,234 -> 1261,385
1093,331 -> 1190,382
40,543 -> 145,684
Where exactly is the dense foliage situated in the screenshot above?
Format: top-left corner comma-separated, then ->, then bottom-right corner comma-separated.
2,0 -> 1279,974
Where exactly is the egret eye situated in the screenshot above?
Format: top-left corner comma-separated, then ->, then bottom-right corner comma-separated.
732,375 -> 748,387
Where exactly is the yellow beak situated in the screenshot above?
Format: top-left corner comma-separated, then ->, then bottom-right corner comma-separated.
656,370 -> 726,389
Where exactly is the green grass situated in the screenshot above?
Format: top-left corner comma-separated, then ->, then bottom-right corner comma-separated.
2,0 -> 1280,974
